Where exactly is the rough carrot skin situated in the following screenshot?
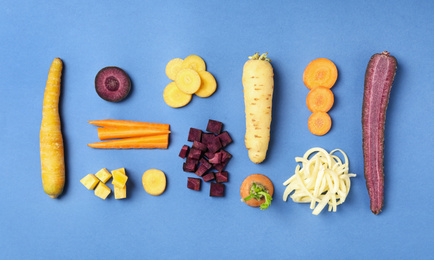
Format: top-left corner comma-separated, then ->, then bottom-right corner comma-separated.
88,119 -> 170,130
97,127 -> 171,140
88,134 -> 169,149
242,53 -> 274,164
40,58 -> 65,199
362,51 -> 397,215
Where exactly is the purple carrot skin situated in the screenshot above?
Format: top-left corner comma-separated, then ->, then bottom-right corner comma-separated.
362,51 -> 397,215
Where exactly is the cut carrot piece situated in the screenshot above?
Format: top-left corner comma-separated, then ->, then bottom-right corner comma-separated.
240,174 -> 274,208
306,86 -> 334,112
88,119 -> 169,130
88,134 -> 169,149
175,69 -> 201,94
97,127 -> 170,140
142,169 -> 166,196
308,112 -> 332,136
165,58 -> 183,80
303,58 -> 338,89
181,55 -> 206,72
195,71 -> 217,98
163,82 -> 192,108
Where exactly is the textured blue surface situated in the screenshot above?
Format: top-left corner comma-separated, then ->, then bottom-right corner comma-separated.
1,1 -> 433,259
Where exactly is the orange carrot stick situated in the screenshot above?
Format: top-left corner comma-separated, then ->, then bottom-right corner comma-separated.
88,119 -> 170,130
88,134 -> 169,149
97,127 -> 171,140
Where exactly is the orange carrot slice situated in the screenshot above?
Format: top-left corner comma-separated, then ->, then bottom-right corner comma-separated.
97,127 -> 171,140
306,86 -> 334,112
308,112 -> 332,136
88,134 -> 169,149
303,58 -> 338,89
88,119 -> 169,130
240,174 -> 274,208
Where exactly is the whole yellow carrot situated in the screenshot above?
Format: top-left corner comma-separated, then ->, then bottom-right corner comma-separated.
40,58 -> 65,198
242,53 -> 274,163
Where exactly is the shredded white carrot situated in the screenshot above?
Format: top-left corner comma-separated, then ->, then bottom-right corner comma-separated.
283,148 -> 356,215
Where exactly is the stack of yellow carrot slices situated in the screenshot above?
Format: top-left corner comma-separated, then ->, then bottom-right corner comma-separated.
88,119 -> 170,149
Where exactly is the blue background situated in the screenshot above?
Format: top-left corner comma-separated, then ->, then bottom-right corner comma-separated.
1,0 -> 433,259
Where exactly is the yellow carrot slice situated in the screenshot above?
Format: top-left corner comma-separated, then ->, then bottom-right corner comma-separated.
88,134 -> 169,149
97,127 -> 170,140
175,69 -> 201,94
88,119 -> 169,130
163,82 -> 192,108
40,58 -> 65,199
165,58 -> 184,80
181,55 -> 206,72
195,71 -> 217,98
142,169 -> 167,196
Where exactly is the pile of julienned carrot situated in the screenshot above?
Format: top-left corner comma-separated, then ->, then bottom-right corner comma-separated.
87,119 -> 170,149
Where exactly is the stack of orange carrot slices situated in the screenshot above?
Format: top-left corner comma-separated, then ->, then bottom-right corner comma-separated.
88,119 -> 170,149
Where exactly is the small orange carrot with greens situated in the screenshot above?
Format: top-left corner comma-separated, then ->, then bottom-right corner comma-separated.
240,174 -> 274,210
88,134 -> 169,149
303,58 -> 338,89
308,111 -> 332,136
88,119 -> 169,130
97,127 -> 171,140
306,86 -> 334,113
40,58 -> 65,199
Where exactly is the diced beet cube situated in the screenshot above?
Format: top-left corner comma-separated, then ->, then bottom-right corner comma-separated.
186,158 -> 199,166
213,163 -> 225,172
215,171 -> 228,183
217,131 -> 232,147
221,150 -> 232,163
205,152 -> 215,159
192,141 -> 207,152
187,148 -> 202,160
210,183 -> 225,197
199,158 -> 212,170
183,161 -> 196,172
188,128 -> 202,142
206,120 -> 223,134
202,172 -> 215,182
208,151 -> 222,164
201,133 -> 215,144
179,145 -> 189,159
187,177 -> 201,191
207,136 -> 222,153
195,164 -> 209,177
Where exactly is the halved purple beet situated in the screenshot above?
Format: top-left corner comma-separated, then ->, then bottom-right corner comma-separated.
201,133 -> 215,145
95,66 -> 131,102
187,177 -> 201,191
217,131 -> 232,147
207,136 -> 222,153
208,151 -> 222,164
195,164 -> 209,177
215,171 -> 228,183
210,183 -> 225,197
187,148 -> 202,160
179,145 -> 190,159
192,141 -> 207,152
202,172 -> 215,182
206,120 -> 223,134
188,128 -> 202,142
199,158 -> 212,170
362,51 -> 397,215
221,150 -> 232,163
183,160 -> 197,172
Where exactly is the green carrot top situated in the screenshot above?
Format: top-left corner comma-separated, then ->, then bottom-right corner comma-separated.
248,52 -> 271,62
242,182 -> 273,210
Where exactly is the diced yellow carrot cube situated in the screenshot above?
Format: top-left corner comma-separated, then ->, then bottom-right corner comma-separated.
94,182 -> 111,199
114,185 -> 127,199
95,168 -> 112,183
80,174 -> 99,190
112,168 -> 128,188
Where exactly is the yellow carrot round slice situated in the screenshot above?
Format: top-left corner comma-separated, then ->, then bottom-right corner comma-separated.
181,55 -> 206,72
142,169 -> 166,196
195,71 -> 217,98
165,58 -> 183,80
163,82 -> 192,108
175,69 -> 201,94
